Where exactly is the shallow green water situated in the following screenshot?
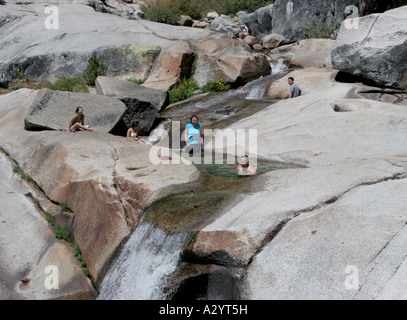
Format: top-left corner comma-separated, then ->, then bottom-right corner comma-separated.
193,153 -> 293,178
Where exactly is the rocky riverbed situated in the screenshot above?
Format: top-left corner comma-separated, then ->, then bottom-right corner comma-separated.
1,1 -> 407,300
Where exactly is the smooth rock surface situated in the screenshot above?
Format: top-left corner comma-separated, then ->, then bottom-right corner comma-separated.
189,66 -> 407,299
0,149 -> 96,299
24,88 -> 126,132
332,6 -> 407,89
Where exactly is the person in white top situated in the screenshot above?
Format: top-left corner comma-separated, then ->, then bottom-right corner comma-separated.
126,121 -> 145,144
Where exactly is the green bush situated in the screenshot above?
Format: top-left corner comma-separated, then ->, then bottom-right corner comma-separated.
174,0 -> 203,19
142,0 -> 273,24
201,78 -> 231,93
145,4 -> 180,24
52,224 -> 70,240
169,77 -> 198,103
302,15 -> 340,39
82,52 -> 106,86
43,78 -> 89,93
127,78 -> 145,85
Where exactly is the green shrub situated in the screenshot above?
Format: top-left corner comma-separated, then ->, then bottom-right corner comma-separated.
145,4 -> 180,24
52,224 -> 70,240
82,52 -> 106,86
127,78 -> 145,85
13,165 -> 30,181
142,0 -> 273,24
43,78 -> 89,93
169,77 -> 198,103
71,243 -> 89,276
302,15 -> 340,39
174,0 -> 203,19
214,0 -> 272,15
60,201 -> 68,212
201,78 -> 231,93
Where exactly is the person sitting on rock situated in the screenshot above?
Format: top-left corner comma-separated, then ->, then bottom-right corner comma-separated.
236,155 -> 256,176
283,77 -> 302,99
68,107 -> 94,132
239,24 -> 250,39
126,121 -> 145,145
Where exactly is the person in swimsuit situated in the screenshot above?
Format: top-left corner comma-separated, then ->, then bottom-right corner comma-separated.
126,121 -> 145,144
68,107 -> 94,132
235,155 -> 256,176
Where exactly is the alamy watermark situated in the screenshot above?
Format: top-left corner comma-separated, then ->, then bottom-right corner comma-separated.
44,6 -> 59,30
344,265 -> 359,290
148,121 -> 257,170
44,265 -> 59,290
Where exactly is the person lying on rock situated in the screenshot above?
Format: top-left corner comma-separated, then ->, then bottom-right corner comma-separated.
283,77 -> 302,99
236,155 -> 256,176
126,121 -> 145,145
68,107 -> 94,132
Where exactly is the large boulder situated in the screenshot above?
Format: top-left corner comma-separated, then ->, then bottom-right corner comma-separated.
206,15 -> 240,37
0,88 -> 200,286
331,6 -> 407,89
0,149 -> 96,299
95,76 -> 169,135
24,88 -> 127,133
0,3 -> 221,87
192,38 -> 271,87
242,0 -> 355,41
268,39 -> 334,68
142,42 -> 196,92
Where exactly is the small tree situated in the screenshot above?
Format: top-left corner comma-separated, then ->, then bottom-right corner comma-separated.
82,52 -> 106,86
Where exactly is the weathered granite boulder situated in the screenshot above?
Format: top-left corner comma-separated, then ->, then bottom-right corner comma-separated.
241,4 -> 274,38
0,149 -> 96,299
242,0 -> 355,41
331,6 -> 407,89
0,3 -> 221,87
243,35 -> 260,47
290,39 -> 334,68
142,42 -> 196,92
24,88 -> 127,133
178,15 -> 194,27
207,15 -> 239,37
192,38 -> 271,87
88,0 -> 145,20
95,76 -> 169,135
262,33 -> 285,49
266,39 -> 334,73
0,88 -> 200,287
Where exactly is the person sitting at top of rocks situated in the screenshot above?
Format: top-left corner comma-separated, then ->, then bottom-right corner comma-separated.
239,24 -> 251,39
68,106 -> 94,132
283,77 -> 302,99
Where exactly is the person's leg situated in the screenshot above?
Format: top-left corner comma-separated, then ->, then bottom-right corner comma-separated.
71,123 -> 93,132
